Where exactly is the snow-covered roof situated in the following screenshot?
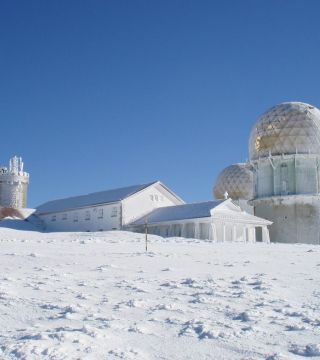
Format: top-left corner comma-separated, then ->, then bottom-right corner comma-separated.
130,201 -> 225,225
36,182 -> 157,214
130,199 -> 272,226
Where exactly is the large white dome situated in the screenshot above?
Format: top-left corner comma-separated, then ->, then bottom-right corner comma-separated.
249,102 -> 320,160
213,163 -> 253,200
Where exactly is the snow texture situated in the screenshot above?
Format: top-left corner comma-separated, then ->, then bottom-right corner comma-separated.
0,228 -> 319,359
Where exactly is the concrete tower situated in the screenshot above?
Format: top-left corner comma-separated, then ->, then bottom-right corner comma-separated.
0,156 -> 29,208
249,102 -> 320,244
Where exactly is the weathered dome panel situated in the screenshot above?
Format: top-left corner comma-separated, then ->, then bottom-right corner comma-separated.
213,163 -> 253,200
249,102 -> 320,160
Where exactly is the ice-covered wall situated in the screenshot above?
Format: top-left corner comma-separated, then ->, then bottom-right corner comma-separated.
252,154 -> 320,198
0,156 -> 29,209
254,196 -> 320,244
250,102 -> 320,244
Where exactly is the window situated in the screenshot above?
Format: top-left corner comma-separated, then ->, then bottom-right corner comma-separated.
73,212 -> 78,222
85,210 -> 91,221
62,213 -> 67,220
111,207 -> 118,217
154,194 -> 158,201
98,208 -> 104,219
51,215 -> 56,222
150,195 -> 154,201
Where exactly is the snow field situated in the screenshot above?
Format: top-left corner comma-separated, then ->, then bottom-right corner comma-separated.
0,229 -> 319,359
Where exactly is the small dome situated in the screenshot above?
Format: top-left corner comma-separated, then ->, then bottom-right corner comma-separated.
213,163 -> 253,200
249,102 -> 320,160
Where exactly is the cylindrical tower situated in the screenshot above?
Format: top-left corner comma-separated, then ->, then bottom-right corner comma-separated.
250,102 -> 320,244
0,156 -> 29,208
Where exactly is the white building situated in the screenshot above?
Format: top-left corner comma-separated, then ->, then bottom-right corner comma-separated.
249,102 -> 320,244
213,101 -> 320,244
35,181 -> 184,232
34,180 -> 272,242
129,199 -> 271,243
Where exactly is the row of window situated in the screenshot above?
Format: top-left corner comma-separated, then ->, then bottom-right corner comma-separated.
51,207 -> 118,222
150,194 -> 164,202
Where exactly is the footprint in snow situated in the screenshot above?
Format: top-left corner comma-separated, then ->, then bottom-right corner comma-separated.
289,343 -> 320,357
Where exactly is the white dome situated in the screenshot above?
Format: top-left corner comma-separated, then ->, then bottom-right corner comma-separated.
249,102 -> 320,160
213,163 -> 253,200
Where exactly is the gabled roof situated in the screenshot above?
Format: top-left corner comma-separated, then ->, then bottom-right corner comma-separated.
130,199 -> 272,226
36,182 -> 158,214
130,200 -> 225,225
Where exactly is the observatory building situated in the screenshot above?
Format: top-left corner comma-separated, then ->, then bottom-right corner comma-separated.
214,101 -> 320,244
213,163 -> 254,214
0,156 -> 30,216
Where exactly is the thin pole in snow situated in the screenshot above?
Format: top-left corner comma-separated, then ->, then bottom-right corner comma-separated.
144,217 -> 148,252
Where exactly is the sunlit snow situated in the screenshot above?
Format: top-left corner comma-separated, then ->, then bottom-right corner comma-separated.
0,228 -> 319,359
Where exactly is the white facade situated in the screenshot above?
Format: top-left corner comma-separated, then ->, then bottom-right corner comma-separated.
249,102 -> 320,244
251,153 -> 320,244
129,199 -> 271,243
0,156 -> 29,209
35,181 -> 184,232
214,101 -> 320,244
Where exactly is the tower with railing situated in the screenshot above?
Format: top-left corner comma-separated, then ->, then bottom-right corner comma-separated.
0,156 -> 29,208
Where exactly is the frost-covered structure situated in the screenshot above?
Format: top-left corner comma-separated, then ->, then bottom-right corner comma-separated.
36,181 -> 184,232
129,199 -> 271,243
213,163 -> 254,200
213,101 -> 320,244
0,156 -> 29,209
35,181 -> 271,242
250,102 -> 320,244
213,163 -> 254,214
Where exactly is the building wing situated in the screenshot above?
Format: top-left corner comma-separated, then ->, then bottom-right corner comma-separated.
36,182 -> 158,214
130,200 -> 224,225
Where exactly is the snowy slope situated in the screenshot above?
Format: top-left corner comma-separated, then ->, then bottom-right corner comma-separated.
0,229 -> 319,359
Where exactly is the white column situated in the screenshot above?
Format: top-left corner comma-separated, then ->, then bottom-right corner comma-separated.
243,226 -> 247,243
232,225 -> 237,242
181,223 -> 186,238
252,227 -> 256,243
262,226 -> 270,243
223,223 -> 226,242
194,222 -> 200,239
210,223 -> 217,242
248,227 -> 256,243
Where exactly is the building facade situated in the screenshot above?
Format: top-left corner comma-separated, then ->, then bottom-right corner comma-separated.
213,101 -> 320,244
129,199 -> 271,243
35,181 -> 184,232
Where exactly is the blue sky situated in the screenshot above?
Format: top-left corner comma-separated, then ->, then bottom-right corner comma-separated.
1,0 -> 320,207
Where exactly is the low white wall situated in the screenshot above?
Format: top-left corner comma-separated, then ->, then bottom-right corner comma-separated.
38,202 -> 121,232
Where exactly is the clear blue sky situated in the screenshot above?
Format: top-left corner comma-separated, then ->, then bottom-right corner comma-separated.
1,0 -> 320,207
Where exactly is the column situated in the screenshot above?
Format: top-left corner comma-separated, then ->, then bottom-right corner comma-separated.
232,225 -> 237,242
194,222 -> 200,239
223,223 -> 226,242
181,223 -> 186,238
210,223 -> 218,242
262,226 -> 270,243
243,226 -> 247,243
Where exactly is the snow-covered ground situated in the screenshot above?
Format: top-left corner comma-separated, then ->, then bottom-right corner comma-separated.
0,228 -> 319,359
